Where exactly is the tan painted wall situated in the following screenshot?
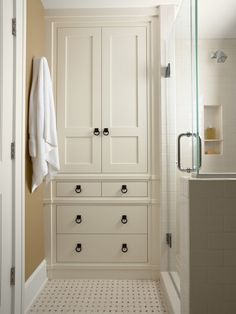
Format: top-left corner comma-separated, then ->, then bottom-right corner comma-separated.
25,0 -> 45,281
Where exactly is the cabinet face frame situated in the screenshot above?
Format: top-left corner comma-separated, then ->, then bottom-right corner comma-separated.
46,17 -> 154,175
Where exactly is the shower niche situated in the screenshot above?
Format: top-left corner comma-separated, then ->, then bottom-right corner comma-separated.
203,105 -> 223,155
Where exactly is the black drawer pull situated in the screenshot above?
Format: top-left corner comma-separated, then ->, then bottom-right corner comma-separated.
93,128 -> 100,136
103,128 -> 109,136
75,215 -> 82,224
121,215 -> 128,224
75,243 -> 82,253
75,185 -> 82,193
121,243 -> 128,253
121,185 -> 128,194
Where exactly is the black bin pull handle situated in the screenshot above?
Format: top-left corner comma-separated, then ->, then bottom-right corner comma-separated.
93,128 -> 100,136
75,185 -> 82,193
75,243 -> 82,253
121,243 -> 128,253
75,215 -> 82,224
121,215 -> 128,224
103,128 -> 109,136
121,185 -> 128,194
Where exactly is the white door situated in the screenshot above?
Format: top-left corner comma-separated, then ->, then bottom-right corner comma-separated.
102,27 -> 148,173
0,0 -> 14,312
57,28 -> 102,173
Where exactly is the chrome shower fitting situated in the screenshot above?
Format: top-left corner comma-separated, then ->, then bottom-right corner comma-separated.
211,50 -> 228,63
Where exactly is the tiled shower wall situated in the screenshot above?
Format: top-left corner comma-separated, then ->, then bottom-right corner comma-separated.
199,39 -> 236,172
181,178 -> 236,314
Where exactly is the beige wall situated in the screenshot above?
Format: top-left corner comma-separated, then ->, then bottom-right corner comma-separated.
25,0 -> 45,281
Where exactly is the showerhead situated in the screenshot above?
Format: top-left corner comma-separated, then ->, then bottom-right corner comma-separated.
211,50 -> 228,63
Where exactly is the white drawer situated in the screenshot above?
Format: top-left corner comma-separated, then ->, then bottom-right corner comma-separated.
57,234 -> 147,263
57,205 -> 147,234
102,181 -> 148,197
56,182 -> 101,197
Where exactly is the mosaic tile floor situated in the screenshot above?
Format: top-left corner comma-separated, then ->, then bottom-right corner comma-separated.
28,279 -> 168,313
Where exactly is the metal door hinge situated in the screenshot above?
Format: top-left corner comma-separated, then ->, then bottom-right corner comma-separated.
165,63 -> 171,78
12,18 -> 16,36
166,233 -> 172,248
11,142 -> 15,160
10,267 -> 15,286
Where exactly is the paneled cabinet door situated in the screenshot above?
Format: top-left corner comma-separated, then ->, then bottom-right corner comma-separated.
57,28 -> 102,172
102,27 -> 148,173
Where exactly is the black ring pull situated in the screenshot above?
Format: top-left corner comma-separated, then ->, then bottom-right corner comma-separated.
75,215 -> 82,224
103,128 -> 109,136
121,185 -> 128,194
75,243 -> 82,253
75,185 -> 82,193
93,128 -> 100,136
121,243 -> 128,253
121,215 -> 128,224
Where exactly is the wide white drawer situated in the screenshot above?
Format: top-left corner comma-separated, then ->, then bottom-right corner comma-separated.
56,182 -> 101,197
57,234 -> 147,263
57,205 -> 147,234
102,182 -> 148,197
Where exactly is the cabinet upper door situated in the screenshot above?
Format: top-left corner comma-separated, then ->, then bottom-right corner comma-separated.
57,28 -> 101,173
102,27 -> 148,173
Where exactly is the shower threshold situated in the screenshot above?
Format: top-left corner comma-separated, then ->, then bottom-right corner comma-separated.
192,173 -> 236,178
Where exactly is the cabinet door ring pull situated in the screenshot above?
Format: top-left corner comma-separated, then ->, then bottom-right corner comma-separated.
121,243 -> 128,253
75,215 -> 82,224
121,185 -> 128,194
93,128 -> 100,136
121,215 -> 128,224
103,128 -> 109,136
75,243 -> 82,253
75,185 -> 82,193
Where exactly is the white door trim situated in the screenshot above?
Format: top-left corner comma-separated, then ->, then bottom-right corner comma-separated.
13,0 -> 26,312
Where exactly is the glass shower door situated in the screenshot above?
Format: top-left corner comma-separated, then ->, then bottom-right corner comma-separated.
165,0 -> 199,292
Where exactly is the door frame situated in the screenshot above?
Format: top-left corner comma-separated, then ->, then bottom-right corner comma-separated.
13,0 -> 26,312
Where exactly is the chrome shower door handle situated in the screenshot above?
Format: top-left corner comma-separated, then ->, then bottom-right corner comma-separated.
177,132 -> 202,173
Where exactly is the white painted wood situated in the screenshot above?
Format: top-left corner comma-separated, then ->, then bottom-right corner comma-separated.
56,181 -> 101,197
57,205 -> 147,234
47,266 -> 159,280
57,234 -> 147,262
41,0 -> 178,9
102,27 -> 148,173
57,27 -> 102,173
44,12 -> 160,278
15,0 -> 26,312
102,181 -> 148,197
0,0 -> 13,312
47,265 -> 159,280
24,260 -> 48,313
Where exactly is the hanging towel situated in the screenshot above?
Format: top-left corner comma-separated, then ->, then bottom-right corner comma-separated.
29,57 -> 60,192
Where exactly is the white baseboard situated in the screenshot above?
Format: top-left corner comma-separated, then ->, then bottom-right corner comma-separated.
160,272 -> 180,314
24,259 -> 48,313
47,264 -> 160,280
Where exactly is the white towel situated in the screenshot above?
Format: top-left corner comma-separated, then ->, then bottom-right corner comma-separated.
29,57 -> 60,192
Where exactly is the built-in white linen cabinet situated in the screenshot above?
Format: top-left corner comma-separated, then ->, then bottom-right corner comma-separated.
44,9 -> 159,280
57,28 -> 102,173
57,26 -> 147,173
102,27 -> 147,173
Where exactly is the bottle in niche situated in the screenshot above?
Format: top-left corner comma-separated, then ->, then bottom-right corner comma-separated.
205,126 -> 216,139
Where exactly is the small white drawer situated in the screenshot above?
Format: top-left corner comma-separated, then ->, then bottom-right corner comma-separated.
102,181 -> 148,197
56,182 -> 101,197
57,205 -> 147,234
57,234 -> 147,263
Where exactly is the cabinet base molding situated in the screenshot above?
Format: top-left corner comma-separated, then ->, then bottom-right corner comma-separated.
47,264 -> 159,280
